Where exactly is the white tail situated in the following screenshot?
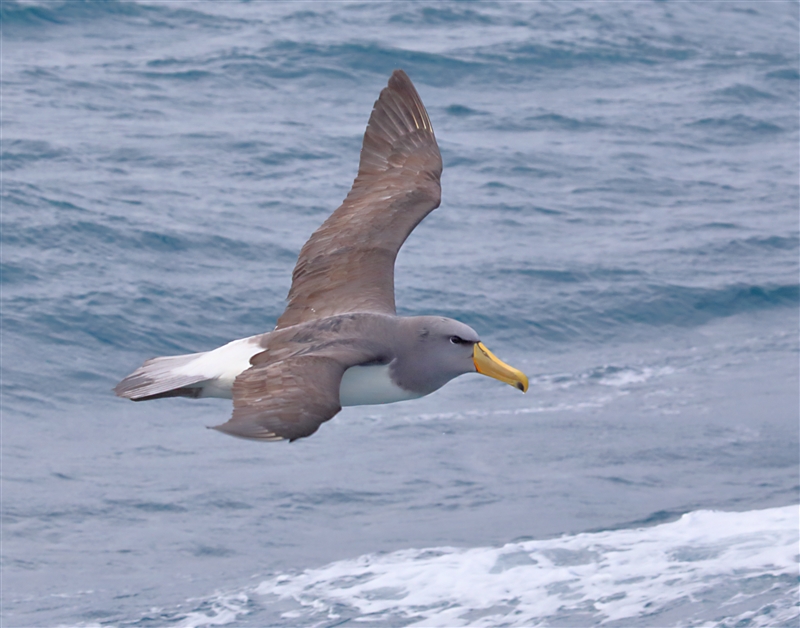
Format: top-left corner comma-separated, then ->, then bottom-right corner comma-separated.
114,352 -> 209,401
115,335 -> 265,401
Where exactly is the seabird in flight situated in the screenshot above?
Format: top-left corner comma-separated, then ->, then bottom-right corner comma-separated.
115,70 -> 528,442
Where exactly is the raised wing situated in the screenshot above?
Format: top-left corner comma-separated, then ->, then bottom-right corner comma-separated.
275,70 -> 442,330
212,355 -> 345,442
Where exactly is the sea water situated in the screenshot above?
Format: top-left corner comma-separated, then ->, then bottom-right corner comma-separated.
2,2 -> 798,626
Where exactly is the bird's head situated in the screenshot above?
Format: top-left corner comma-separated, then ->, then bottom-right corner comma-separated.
396,317 -> 528,395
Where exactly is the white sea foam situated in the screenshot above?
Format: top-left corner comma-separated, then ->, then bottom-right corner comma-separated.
164,505 -> 799,627
245,504 -> 798,628
532,365 -> 676,392
173,592 -> 249,628
594,366 -> 676,388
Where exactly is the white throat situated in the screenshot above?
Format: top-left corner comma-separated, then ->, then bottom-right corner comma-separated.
339,363 -> 423,407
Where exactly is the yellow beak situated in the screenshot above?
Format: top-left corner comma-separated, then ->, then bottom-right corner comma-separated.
473,342 -> 528,393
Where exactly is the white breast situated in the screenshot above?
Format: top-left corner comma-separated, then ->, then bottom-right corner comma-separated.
339,363 -> 423,407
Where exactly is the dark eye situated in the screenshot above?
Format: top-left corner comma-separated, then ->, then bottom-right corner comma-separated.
450,336 -> 465,345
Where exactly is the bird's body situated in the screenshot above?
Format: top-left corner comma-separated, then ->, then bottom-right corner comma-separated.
122,313 -> 473,403
116,70 -> 527,442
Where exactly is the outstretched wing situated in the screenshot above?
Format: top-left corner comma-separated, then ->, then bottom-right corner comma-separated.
212,355 -> 345,442
275,70 -> 442,330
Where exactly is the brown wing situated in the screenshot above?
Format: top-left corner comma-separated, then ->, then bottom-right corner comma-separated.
211,355 -> 345,442
275,70 -> 442,330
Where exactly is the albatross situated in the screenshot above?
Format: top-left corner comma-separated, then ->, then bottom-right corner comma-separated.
115,70 -> 528,442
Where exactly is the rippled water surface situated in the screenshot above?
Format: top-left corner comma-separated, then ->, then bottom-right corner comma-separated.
2,1 -> 798,626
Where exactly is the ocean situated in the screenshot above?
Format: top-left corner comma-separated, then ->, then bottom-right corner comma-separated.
2,1 -> 798,626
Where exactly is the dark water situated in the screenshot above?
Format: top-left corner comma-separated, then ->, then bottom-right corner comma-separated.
2,2 -> 798,626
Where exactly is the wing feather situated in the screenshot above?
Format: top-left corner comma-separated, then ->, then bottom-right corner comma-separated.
275,70 -> 442,329
212,356 -> 345,442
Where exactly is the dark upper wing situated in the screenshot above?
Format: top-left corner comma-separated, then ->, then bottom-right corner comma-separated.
212,355 -> 345,442
275,70 -> 442,330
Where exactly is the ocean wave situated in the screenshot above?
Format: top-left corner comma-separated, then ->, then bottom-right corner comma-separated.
139,505 -> 799,627
599,283 -> 799,328
0,0 -> 245,32
267,41 -> 481,84
767,68 -> 800,81
255,504 -> 798,628
402,279 -> 798,345
686,234 -> 799,257
476,36 -> 697,70
1,139 -> 72,171
1,0 -> 142,28
121,39 -> 482,88
710,84 -> 778,103
520,113 -> 605,132
686,115 -> 785,143
0,216 -> 275,260
386,5 -> 501,27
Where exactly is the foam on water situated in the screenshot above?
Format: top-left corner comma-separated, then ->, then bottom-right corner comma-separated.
145,505 -> 799,627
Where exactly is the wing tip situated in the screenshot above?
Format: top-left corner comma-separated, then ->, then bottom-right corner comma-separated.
354,69 -> 438,183
373,69 -> 433,135
388,68 -> 412,90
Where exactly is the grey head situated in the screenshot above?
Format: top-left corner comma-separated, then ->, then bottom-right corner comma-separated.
392,317 -> 526,396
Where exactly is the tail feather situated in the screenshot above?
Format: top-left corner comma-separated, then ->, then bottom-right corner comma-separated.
114,353 -> 209,401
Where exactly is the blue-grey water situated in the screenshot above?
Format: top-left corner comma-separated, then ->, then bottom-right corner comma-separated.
2,2 -> 798,626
